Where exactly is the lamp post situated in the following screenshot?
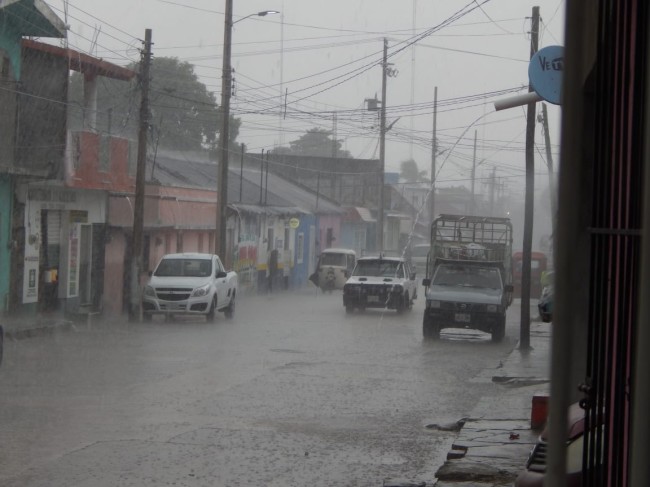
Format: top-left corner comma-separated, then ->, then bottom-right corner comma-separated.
216,4 -> 279,260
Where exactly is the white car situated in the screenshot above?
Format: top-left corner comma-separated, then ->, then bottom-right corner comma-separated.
342,255 -> 417,314
142,253 -> 238,321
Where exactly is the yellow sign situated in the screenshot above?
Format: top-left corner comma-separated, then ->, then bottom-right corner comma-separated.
289,217 -> 300,229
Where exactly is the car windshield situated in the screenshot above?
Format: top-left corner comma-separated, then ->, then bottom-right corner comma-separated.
433,264 -> 502,289
154,258 -> 212,277
319,253 -> 348,267
353,260 -> 403,277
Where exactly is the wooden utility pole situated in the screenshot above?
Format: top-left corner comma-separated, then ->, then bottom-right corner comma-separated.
430,86 -> 438,224
376,38 -> 388,253
129,28 -> 152,321
216,0 -> 234,259
521,6 -> 540,350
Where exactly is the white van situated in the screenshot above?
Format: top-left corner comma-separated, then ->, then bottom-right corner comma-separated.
309,248 -> 356,292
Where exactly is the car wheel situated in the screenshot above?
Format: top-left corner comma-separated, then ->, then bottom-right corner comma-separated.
224,292 -> 235,320
143,312 -> 152,322
423,314 -> 440,339
207,296 -> 216,321
345,306 -> 354,314
491,317 -> 506,342
395,293 -> 407,314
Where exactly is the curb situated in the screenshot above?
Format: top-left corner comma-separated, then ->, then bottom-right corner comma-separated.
3,320 -> 74,341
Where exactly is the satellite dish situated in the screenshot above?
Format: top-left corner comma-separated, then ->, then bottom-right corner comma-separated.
528,45 -> 564,105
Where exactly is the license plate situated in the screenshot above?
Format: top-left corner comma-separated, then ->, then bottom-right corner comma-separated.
454,313 -> 471,323
367,296 -> 380,303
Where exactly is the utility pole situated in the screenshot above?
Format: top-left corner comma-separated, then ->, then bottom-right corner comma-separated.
216,0 -> 233,260
489,166 -> 497,214
430,86 -> 437,225
376,38 -> 388,253
541,102 -> 557,242
332,112 -> 338,157
129,28 -> 152,322
471,130 -> 477,214
239,143 -> 245,202
521,6 -> 540,351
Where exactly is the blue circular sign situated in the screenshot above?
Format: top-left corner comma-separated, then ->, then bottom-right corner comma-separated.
528,45 -> 564,105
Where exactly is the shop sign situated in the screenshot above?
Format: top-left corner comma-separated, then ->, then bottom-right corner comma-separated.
28,187 -> 77,203
70,210 -> 88,223
68,224 -> 79,297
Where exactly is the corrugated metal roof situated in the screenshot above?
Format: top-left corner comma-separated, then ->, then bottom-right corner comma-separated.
230,204 -> 310,216
149,151 -> 342,215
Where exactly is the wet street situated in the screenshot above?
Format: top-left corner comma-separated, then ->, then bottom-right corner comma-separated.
0,289 -> 520,486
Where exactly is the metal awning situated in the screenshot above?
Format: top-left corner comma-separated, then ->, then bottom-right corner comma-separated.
0,0 -> 66,37
344,206 -> 376,223
0,0 -> 66,78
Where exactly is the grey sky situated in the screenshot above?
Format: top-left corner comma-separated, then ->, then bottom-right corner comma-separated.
52,0 -> 564,193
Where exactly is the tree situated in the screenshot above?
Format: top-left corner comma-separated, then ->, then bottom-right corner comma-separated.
400,159 -> 428,183
273,128 -> 352,158
68,57 -> 240,152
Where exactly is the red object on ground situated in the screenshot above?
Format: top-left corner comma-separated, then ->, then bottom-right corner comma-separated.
531,394 -> 549,430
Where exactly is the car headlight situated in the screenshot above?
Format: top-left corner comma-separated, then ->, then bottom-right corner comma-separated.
144,285 -> 156,297
428,300 -> 441,308
191,283 -> 211,297
487,304 -> 498,312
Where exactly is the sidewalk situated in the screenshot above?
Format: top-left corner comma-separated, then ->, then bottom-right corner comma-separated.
434,321 -> 552,486
1,312 -> 74,340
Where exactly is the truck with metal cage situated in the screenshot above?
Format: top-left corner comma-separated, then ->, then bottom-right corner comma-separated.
421,214 -> 513,341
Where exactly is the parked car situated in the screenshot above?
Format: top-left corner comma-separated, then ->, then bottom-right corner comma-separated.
343,255 -> 417,314
142,253 -> 238,321
309,248 -> 356,292
538,270 -> 554,322
538,284 -> 554,322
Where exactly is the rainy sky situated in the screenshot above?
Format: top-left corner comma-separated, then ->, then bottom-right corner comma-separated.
51,0 -> 564,199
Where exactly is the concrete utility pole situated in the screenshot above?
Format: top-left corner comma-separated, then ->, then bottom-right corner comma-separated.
430,86 -> 438,224
376,38 -> 388,253
489,166 -> 497,214
471,130 -> 477,214
540,102 -> 557,242
130,28 -> 152,322
520,6 -> 540,351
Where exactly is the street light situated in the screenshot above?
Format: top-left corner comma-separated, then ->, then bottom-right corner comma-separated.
234,10 -> 279,24
216,3 -> 279,261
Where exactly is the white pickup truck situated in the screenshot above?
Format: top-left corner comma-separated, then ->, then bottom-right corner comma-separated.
342,255 -> 417,314
142,253 -> 238,321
